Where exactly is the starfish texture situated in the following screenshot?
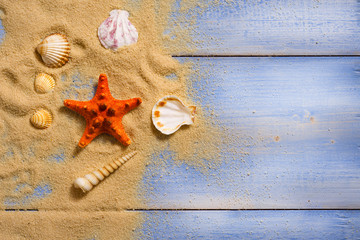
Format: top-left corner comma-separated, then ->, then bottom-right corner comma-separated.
64,73 -> 142,148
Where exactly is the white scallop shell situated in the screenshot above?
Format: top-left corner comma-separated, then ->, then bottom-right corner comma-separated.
36,33 -> 70,68
152,96 -> 196,135
74,151 -> 137,193
98,10 -> 138,51
30,109 -> 52,129
34,73 -> 55,93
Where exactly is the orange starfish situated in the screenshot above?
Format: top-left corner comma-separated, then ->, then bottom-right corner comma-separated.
64,73 -> 142,148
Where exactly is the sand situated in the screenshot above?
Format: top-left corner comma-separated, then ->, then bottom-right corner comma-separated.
0,0 -> 227,238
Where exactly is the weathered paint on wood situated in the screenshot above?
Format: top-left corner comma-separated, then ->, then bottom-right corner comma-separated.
167,0 -> 360,55
140,210 -> 360,239
2,1 -> 360,55
0,57 -> 358,211
141,57 -> 360,209
1,210 -> 359,239
2,1 -> 360,239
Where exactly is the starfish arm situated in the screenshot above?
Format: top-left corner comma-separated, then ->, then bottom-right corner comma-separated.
115,98 -> 142,114
64,99 -> 90,114
108,122 -> 131,146
78,124 -> 99,148
94,73 -> 112,99
64,99 -> 84,111
64,99 -> 96,118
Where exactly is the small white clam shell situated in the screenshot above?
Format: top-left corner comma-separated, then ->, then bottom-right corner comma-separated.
30,109 -> 52,129
34,73 -> 55,93
37,33 -> 70,68
152,96 -> 196,135
98,10 -> 138,50
74,151 -> 137,193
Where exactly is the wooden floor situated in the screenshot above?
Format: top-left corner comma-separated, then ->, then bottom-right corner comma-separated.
1,0 -> 360,239
144,0 -> 360,238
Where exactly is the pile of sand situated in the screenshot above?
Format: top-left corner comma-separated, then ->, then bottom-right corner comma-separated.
0,0 -> 225,238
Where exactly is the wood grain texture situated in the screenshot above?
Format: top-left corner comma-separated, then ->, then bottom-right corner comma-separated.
167,0 -> 360,55
1,210 -> 359,239
2,2 -> 360,238
139,210 -> 360,239
2,1 -> 360,55
141,57 -> 360,209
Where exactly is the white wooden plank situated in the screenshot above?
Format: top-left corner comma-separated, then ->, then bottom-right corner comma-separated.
166,0 -> 360,55
141,57 -> 360,209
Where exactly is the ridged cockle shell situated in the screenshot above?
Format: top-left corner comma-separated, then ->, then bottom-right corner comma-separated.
98,10 -> 138,51
34,73 -> 55,93
36,33 -> 70,68
30,109 -> 53,129
152,96 -> 196,135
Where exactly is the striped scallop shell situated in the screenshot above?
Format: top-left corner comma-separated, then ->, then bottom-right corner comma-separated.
152,96 -> 196,135
36,33 -> 70,68
30,109 -> 52,129
34,73 -> 55,93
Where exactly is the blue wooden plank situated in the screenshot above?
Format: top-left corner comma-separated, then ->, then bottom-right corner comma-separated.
4,183 -> 52,207
0,18 -> 4,44
140,57 -> 360,209
138,210 -> 360,239
1,58 -> 359,210
2,1 -> 360,55
1,210 -> 359,239
166,0 -> 360,55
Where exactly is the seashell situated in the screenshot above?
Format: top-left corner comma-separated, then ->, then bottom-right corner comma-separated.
152,96 -> 196,135
30,109 -> 52,129
98,10 -> 138,51
34,73 -> 55,93
74,151 -> 137,193
36,33 -> 70,68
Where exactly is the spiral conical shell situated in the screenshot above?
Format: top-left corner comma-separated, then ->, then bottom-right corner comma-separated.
34,73 -> 55,93
36,33 -> 70,68
30,109 -> 53,129
74,151 -> 137,193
